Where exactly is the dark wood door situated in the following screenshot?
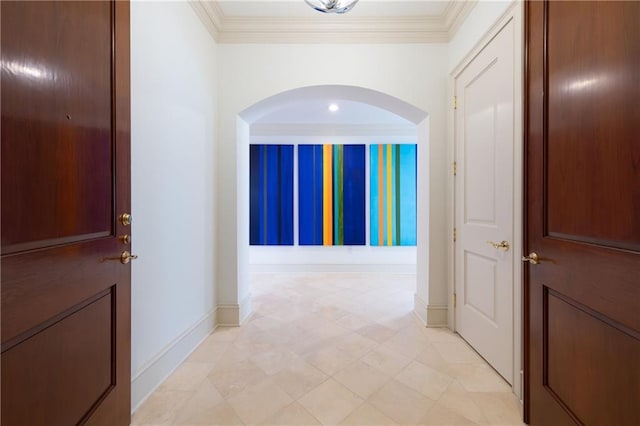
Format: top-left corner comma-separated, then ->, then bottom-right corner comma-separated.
524,1 -> 640,425
1,1 -> 131,424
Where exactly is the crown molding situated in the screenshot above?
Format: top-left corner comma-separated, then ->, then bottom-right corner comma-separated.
190,0 -> 478,44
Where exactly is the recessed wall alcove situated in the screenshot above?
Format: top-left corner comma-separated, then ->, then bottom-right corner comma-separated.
232,85 -> 432,326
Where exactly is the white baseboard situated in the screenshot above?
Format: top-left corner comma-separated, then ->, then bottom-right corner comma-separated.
426,304 -> 448,327
131,309 -> 217,413
249,263 -> 416,274
216,293 -> 253,326
413,293 -> 428,325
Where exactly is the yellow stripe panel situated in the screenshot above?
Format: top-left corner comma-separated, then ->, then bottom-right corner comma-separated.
323,144 -> 333,245
386,144 -> 392,246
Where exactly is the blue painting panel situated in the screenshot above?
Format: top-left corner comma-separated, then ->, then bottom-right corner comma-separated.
298,145 -> 324,245
343,145 -> 366,245
249,144 -> 294,245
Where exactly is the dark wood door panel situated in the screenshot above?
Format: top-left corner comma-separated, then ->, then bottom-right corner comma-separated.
1,1 -> 131,424
545,1 -> 640,252
525,1 -> 640,425
1,238 -> 119,346
546,291 -> 640,425
1,0 -> 113,254
1,292 -> 114,425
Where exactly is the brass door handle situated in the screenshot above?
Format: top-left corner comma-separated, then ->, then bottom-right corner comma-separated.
119,213 -> 132,226
522,252 -> 539,265
487,240 -> 510,251
102,251 -> 138,264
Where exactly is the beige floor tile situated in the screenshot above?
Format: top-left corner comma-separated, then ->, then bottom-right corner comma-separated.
132,389 -> 192,425
172,379 -> 224,425
298,379 -> 364,425
159,362 -> 214,392
360,345 -> 412,377
250,348 -> 305,375
383,329 -> 432,359
332,332 -> 379,360
355,323 -> 398,344
339,402 -> 398,425
303,345 -> 359,376
431,341 -> 484,364
139,273 -> 525,426
333,360 -> 391,399
263,401 -> 321,425
334,313 -> 371,331
422,327 -> 464,343
419,403 -> 480,425
468,392 -> 524,425
174,401 -> 244,425
208,326 -> 244,342
394,361 -> 454,401
271,361 -> 329,399
227,379 -> 293,424
414,345 -> 449,370
435,381 -> 488,424
186,337 -> 231,364
367,379 -> 435,425
455,364 -> 512,393
208,359 -> 268,398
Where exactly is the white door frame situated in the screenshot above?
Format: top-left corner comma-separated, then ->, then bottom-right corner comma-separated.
446,1 -> 524,400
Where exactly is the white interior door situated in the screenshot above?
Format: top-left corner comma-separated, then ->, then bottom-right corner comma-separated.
454,20 -> 515,384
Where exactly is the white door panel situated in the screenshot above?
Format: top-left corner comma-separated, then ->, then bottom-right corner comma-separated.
455,20 -> 515,384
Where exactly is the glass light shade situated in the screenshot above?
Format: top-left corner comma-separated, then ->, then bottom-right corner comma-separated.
304,0 -> 359,14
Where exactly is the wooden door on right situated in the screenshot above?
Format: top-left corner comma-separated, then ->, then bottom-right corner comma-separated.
525,1 -> 640,425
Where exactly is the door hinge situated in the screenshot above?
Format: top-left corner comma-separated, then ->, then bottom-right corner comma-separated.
453,227 -> 457,242
453,95 -> 458,110
453,161 -> 457,176
453,293 -> 457,308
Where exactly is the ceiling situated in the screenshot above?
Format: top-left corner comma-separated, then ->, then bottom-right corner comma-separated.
190,0 -> 478,43
255,99 -> 413,125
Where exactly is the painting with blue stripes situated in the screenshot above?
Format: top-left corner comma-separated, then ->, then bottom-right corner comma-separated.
298,144 -> 365,246
249,144 -> 294,245
370,144 -> 417,246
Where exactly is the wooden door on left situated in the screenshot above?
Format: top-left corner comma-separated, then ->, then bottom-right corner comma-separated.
1,1 -> 131,425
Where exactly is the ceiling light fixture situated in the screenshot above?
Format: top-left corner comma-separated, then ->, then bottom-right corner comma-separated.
328,104 -> 339,112
305,0 -> 359,14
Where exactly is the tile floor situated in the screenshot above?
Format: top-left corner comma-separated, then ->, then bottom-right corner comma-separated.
132,272 -> 523,425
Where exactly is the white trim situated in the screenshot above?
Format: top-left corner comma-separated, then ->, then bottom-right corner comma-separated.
250,263 -> 416,274
189,0 -> 477,44
413,293 -> 428,325
216,294 -> 254,326
131,309 -> 217,413
426,304 -> 449,327
447,0 -> 523,400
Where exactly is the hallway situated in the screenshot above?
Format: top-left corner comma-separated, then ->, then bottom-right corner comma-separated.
132,273 -> 522,425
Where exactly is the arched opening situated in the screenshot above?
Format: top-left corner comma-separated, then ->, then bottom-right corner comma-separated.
229,85 -> 431,325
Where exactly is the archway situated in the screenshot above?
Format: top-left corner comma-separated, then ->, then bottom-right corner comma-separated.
223,85 -> 433,326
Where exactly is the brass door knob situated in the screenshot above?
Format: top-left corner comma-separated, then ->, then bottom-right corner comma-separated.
487,240 -> 510,251
119,213 -> 132,226
120,251 -> 138,264
102,251 -> 138,264
522,252 -> 540,265
119,234 -> 131,245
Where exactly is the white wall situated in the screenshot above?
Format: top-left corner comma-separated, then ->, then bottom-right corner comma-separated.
449,1 -> 514,71
217,44 -> 449,323
130,1 -> 218,410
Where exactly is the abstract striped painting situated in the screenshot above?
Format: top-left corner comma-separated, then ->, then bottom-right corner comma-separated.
299,144 -> 365,246
370,144 -> 417,246
249,144 -> 294,245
